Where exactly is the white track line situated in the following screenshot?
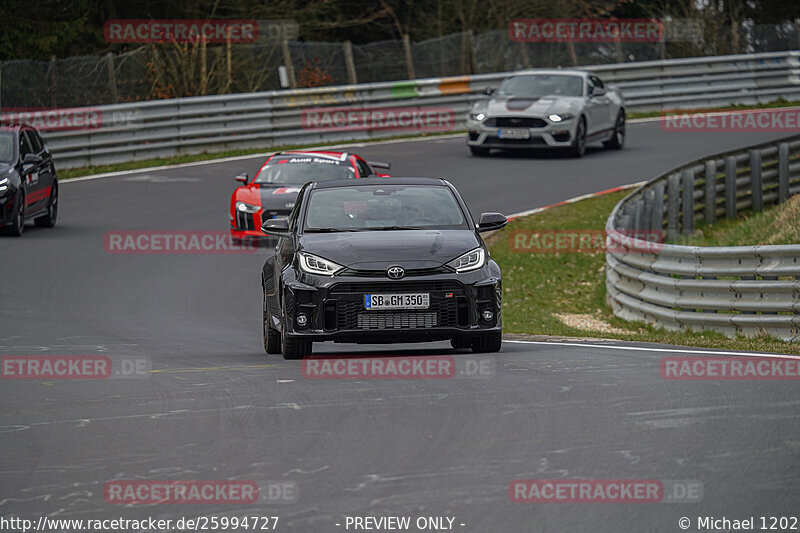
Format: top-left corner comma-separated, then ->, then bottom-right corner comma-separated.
506,340 -> 800,359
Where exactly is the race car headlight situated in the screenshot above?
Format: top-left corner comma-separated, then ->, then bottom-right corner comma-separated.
236,201 -> 259,214
548,113 -> 574,123
298,252 -> 345,276
446,247 -> 485,273
470,112 -> 486,121
0,177 -> 7,193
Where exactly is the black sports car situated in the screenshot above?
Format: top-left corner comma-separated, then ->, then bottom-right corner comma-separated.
260,177 -> 507,359
0,125 -> 59,236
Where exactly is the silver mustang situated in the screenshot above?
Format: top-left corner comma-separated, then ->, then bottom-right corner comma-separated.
466,69 -> 625,158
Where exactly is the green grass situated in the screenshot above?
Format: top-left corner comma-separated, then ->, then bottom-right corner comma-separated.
627,98 -> 800,120
669,195 -> 800,247
487,191 -> 800,354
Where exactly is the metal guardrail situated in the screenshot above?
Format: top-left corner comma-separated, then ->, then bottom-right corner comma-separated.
35,50 -> 800,169
605,135 -> 800,341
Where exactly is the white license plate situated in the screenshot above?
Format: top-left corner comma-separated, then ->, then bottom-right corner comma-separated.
498,128 -> 530,139
364,293 -> 430,310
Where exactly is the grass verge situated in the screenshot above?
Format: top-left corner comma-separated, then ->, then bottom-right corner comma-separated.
487,190 -> 800,354
626,98 -> 800,120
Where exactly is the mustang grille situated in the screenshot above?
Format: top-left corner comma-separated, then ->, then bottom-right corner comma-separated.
485,117 -> 547,128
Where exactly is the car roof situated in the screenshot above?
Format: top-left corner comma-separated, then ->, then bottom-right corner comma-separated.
311,177 -> 445,189
511,68 -> 590,78
273,150 -> 350,161
0,124 -> 39,134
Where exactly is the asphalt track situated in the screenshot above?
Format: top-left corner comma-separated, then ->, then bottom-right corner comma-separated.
1,121 -> 799,532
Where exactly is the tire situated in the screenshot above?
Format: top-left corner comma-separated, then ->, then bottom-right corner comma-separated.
469,146 -> 490,157
2,193 -> 25,237
471,331 -> 502,353
34,182 -> 58,228
282,332 -> 312,360
568,117 -> 587,158
450,336 -> 471,350
263,290 -> 281,354
603,110 -> 626,150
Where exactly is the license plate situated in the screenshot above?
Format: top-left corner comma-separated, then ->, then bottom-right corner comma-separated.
364,293 -> 430,310
498,128 -> 530,139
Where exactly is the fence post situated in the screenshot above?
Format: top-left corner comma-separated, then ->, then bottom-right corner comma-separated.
725,156 -> 737,219
749,149 -> 762,211
681,169 -> 694,235
652,181 -> 665,234
343,40 -> 358,85
462,30 -> 477,74
281,40 -> 296,89
779,142 -> 789,204
402,34 -> 415,79
105,53 -> 119,104
49,56 -> 57,109
667,173 -> 680,242
704,160 -> 716,223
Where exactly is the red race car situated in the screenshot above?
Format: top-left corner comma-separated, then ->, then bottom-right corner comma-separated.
229,150 -> 390,243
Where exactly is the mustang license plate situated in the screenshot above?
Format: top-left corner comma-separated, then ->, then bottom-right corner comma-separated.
498,128 -> 530,139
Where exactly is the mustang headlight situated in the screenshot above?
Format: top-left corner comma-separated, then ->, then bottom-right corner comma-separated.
298,252 -> 345,276
470,112 -> 486,121
236,201 -> 259,213
548,113 -> 574,123
446,247 -> 486,273
0,177 -> 8,193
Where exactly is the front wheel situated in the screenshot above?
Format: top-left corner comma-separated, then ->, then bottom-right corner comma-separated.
471,331 -> 502,353
34,182 -> 58,228
568,117 -> 587,158
263,290 -> 281,354
603,110 -> 626,150
3,193 -> 25,237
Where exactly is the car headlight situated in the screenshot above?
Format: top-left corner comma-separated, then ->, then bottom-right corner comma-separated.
548,113 -> 574,123
470,112 -> 486,121
236,201 -> 259,213
446,247 -> 485,273
0,177 -> 7,193
298,252 -> 345,276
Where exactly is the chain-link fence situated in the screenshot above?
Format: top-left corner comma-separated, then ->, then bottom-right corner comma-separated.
2,24 -> 799,110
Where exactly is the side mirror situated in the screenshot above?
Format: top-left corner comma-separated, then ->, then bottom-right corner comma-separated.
477,212 -> 508,233
261,216 -> 291,237
590,86 -> 605,97
23,153 -> 42,166
482,87 -> 495,96
368,161 -> 391,172
235,173 -> 249,183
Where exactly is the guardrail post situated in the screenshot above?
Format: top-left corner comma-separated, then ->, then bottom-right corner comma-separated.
667,173 -> 679,242
704,160 -> 716,223
750,149 -> 763,211
681,169 -> 694,235
725,156 -> 737,219
779,142 -> 789,204
634,198 -> 644,231
643,189 -> 654,230
652,181 -> 665,233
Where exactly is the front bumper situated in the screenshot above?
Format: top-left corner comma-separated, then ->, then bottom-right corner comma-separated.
277,266 -> 502,344
0,187 -> 17,226
466,116 -> 577,149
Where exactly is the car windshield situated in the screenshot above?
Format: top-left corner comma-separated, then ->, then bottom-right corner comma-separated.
254,160 -> 355,185
497,74 -> 584,98
0,132 -> 15,163
303,184 -> 468,232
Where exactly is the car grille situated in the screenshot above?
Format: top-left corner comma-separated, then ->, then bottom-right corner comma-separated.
485,117 -> 547,128
329,281 -> 463,330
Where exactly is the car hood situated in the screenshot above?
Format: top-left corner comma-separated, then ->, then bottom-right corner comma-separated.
299,229 -> 481,270
234,183 -> 301,210
477,95 -> 582,117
